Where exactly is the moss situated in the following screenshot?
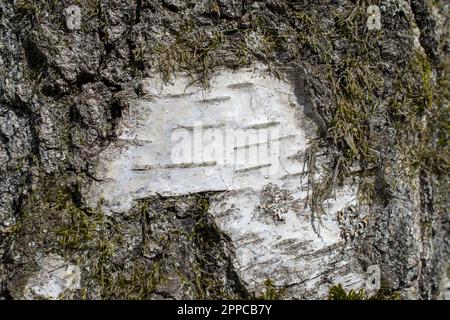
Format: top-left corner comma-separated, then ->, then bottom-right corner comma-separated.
61,193 -> 247,300
146,21 -> 225,87
16,183 -> 81,241
95,261 -> 167,300
300,2 -> 447,222
14,0 -> 61,23
19,183 -> 126,299
251,279 -> 286,300
56,205 -> 106,249
13,0 -> 447,213
5,180 -> 105,297
328,284 -> 368,300
390,51 -> 449,177
328,284 -> 400,300
15,0 -> 41,20
293,4 -> 384,219
8,0 -> 448,299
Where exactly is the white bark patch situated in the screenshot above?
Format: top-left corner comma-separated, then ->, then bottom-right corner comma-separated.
88,66 -> 366,298
23,254 -> 80,300
89,66 -> 311,213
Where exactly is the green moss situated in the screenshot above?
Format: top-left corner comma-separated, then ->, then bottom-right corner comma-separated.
15,0 -> 61,23
95,261 -> 167,300
136,20 -> 225,86
300,2 -> 447,222
296,5 -> 384,219
252,279 -> 286,300
328,284 -> 400,300
15,0 -> 41,19
57,205 -> 105,249
328,284 -> 368,300
80,193 -> 245,300
25,184 -> 132,299
386,51 -> 449,179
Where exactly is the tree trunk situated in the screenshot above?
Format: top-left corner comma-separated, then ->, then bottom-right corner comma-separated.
0,0 -> 448,300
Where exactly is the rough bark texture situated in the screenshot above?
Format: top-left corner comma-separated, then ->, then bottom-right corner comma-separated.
0,0 -> 448,299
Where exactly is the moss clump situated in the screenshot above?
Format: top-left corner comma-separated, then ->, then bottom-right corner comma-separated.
60,193 -> 247,300
5,180 -> 110,298
328,284 -> 368,300
302,2 -> 448,222
328,284 -> 400,300
13,182 -> 92,252
251,279 -> 286,300
14,0 -> 61,24
391,53 -> 450,176
136,20 -> 225,87
56,204 -> 106,249
95,261 -> 167,300
301,5 -> 385,218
